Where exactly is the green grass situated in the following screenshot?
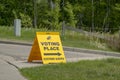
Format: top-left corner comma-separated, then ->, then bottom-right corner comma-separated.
20,58 -> 120,80
62,34 -> 101,50
0,26 -> 49,41
0,26 -> 113,51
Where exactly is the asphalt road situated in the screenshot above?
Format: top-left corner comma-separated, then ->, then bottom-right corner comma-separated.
0,43 -> 113,62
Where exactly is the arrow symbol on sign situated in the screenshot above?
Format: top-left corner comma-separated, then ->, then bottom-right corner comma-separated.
44,52 -> 61,56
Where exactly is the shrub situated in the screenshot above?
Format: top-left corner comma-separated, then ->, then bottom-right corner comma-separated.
20,13 -> 32,28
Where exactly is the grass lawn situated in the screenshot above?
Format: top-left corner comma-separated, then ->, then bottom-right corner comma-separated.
0,26 -> 48,41
20,58 -> 120,80
0,26 -> 113,51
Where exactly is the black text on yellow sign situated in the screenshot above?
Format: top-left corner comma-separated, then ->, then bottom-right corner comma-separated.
28,32 -> 66,64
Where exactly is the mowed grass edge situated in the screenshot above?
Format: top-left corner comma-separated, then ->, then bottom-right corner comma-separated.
20,58 -> 120,80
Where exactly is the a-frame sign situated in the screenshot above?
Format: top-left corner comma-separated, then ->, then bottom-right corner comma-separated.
28,32 -> 66,64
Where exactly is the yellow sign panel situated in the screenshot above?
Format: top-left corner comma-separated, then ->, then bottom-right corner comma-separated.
28,32 -> 66,64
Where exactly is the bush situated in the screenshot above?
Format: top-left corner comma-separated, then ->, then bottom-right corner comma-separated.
20,13 -> 32,28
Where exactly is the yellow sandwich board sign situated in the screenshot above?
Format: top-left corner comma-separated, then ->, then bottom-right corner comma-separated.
28,32 -> 66,64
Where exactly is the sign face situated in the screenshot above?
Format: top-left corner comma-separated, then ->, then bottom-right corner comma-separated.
28,32 -> 66,64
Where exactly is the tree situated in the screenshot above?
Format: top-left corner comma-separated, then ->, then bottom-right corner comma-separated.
1,0 -> 120,33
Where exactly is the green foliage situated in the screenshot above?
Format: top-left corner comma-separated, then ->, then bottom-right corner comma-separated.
0,0 -> 120,32
37,0 -> 51,29
51,0 -> 61,29
63,1 -> 76,27
12,10 -> 18,19
0,0 -> 33,26
20,13 -> 32,28
37,0 -> 61,29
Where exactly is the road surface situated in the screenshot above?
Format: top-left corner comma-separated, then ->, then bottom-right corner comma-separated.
0,43 -> 113,62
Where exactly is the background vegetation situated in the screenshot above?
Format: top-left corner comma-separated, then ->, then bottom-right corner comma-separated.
0,0 -> 120,32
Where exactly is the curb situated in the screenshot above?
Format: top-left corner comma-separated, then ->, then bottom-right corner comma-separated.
64,47 -> 120,57
0,40 -> 32,46
0,40 -> 120,57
